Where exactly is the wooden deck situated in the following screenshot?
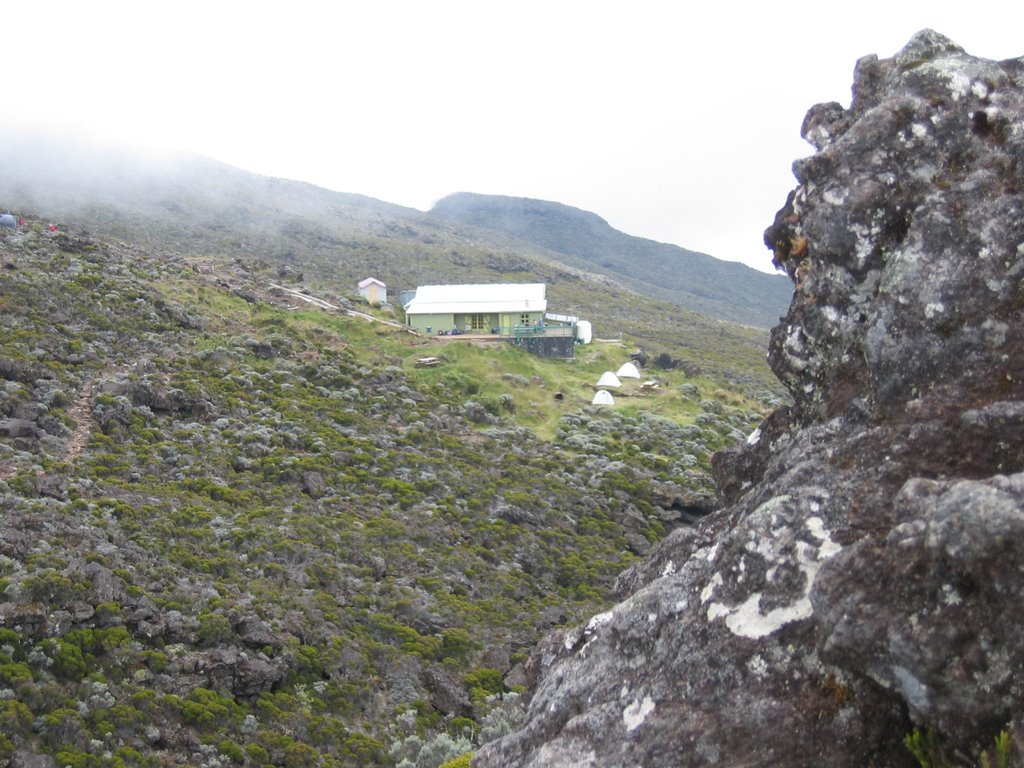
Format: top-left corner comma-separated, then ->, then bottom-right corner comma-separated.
431,333 -> 506,342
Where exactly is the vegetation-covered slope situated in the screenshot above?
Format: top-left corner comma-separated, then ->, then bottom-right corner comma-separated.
0,220 -> 768,765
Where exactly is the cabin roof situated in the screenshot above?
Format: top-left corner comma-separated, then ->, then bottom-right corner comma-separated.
405,283 -> 547,315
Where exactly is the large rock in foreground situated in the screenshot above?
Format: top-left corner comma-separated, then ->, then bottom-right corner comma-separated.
476,31 -> 1024,767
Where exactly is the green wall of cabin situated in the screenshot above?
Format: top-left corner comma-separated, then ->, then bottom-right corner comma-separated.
407,310 -> 544,335
406,313 -> 454,333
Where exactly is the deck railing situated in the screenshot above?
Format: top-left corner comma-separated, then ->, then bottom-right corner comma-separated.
511,323 -> 575,338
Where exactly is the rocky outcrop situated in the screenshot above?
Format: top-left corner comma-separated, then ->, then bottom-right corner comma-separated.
476,31 -> 1024,767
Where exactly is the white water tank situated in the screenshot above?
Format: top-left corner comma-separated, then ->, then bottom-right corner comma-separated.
576,320 -> 592,344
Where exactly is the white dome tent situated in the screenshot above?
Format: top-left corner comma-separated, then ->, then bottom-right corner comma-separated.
591,390 -> 615,406
596,371 -> 621,388
616,362 -> 640,379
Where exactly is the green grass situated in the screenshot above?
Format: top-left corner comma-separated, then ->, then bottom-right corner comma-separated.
400,335 -> 767,441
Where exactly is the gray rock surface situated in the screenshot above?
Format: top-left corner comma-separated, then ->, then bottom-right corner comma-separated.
476,30 -> 1024,767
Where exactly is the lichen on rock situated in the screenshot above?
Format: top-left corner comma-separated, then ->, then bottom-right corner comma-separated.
476,30 -> 1024,767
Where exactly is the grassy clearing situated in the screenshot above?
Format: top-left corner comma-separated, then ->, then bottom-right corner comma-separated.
402,335 -> 769,442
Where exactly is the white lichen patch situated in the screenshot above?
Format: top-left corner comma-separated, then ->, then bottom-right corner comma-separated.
706,602 -> 730,622
910,162 -> 939,183
586,611 -> 614,634
660,560 -> 676,578
805,516 -> 842,560
821,305 -> 840,324
701,572 -> 724,604
566,609 -> 615,653
746,427 -> 762,446
940,584 -> 962,606
806,124 -> 833,149
823,187 -> 848,205
722,588 -> 813,639
924,302 -> 945,320
981,319 -> 1009,346
783,326 -> 808,370
849,221 -> 878,269
747,653 -> 770,678
622,695 -> 656,732
752,495 -> 792,521
708,515 -> 843,639
746,534 -> 774,560
920,60 -> 971,101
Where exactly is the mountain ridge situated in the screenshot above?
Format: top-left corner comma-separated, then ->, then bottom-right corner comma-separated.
1,128 -> 788,332
428,192 -> 792,328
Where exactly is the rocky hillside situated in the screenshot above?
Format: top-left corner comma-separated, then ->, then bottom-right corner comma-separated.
0,216 -> 769,765
429,193 -> 792,329
0,130 -> 789,371
477,30 -> 1024,767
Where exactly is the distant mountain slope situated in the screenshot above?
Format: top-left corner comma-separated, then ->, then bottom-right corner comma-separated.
0,128 -> 784,395
429,192 -> 792,328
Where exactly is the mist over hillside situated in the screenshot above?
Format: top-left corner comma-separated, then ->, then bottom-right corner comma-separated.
0,128 -> 789,336
0,127 -> 420,241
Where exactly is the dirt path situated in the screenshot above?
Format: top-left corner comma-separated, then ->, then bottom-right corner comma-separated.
61,376 -> 100,465
0,376 -> 99,481
267,283 -> 415,331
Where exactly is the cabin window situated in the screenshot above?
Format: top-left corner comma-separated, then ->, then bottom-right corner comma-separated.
520,313 -> 531,325
470,314 -> 486,331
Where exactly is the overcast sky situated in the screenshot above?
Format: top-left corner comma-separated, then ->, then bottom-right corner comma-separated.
4,2 -> 1021,272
